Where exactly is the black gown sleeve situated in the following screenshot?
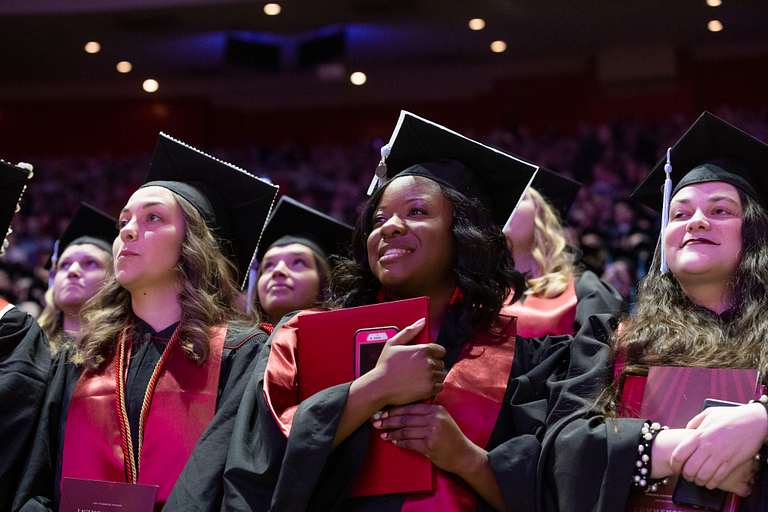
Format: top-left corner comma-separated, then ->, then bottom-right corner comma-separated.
573,270 -> 627,335
0,307 -> 51,512
163,326 -> 268,512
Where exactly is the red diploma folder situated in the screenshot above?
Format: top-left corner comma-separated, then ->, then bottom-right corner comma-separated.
59,478 -> 158,512
622,367 -> 761,512
297,296 -> 435,497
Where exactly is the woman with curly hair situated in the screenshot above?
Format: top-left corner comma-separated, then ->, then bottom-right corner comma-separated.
542,112 -> 768,511
37,203 -> 117,354
218,112 -> 615,512
503,169 -> 625,337
14,134 -> 278,512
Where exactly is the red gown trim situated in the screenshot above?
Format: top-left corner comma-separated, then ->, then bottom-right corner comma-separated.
503,277 -> 577,337
62,326 -> 227,509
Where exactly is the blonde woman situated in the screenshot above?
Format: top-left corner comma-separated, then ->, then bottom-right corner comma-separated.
503,170 -> 625,337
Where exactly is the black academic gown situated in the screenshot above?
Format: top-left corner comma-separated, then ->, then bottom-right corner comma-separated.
0,304 -> 51,512
539,308 -> 768,512
13,318 -> 266,512
215,310 -> 616,512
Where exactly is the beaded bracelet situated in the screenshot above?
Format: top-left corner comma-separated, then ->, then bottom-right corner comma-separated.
632,421 -> 670,492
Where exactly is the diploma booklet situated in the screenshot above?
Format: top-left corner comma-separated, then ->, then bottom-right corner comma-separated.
297,296 -> 435,497
59,478 -> 158,512
622,367 -> 761,512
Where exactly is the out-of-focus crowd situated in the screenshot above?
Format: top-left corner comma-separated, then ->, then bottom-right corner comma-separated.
4,105 -> 767,315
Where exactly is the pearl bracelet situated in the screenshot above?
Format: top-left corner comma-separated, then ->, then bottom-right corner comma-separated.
632,421 -> 670,492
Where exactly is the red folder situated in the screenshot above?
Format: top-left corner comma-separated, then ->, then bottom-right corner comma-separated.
622,367 -> 761,512
297,296 -> 435,497
59,478 -> 158,512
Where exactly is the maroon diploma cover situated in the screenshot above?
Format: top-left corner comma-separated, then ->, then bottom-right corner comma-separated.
297,296 -> 434,497
59,478 -> 158,512
622,366 -> 761,512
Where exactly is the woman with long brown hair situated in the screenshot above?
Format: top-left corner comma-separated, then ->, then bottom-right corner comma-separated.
14,134 -> 278,511
542,112 -> 768,511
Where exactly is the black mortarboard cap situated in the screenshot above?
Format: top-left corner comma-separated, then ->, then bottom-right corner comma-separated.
0,161 -> 32,256
141,133 -> 279,288
631,111 -> 768,212
373,111 -> 538,227
257,196 -> 353,264
47,203 -> 118,270
529,168 -> 582,221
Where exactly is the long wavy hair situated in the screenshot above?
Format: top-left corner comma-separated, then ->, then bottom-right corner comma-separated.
605,191 -> 768,414
524,187 -> 575,298
251,250 -> 332,324
38,287 -> 66,352
332,177 -> 525,345
75,191 -> 260,371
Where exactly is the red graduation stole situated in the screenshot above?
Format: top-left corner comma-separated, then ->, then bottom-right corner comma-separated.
401,315 -> 517,511
62,326 -> 226,509
504,277 -> 577,337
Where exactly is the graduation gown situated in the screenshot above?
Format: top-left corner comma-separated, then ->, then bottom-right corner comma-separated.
217,309 -> 615,512
504,271 -> 626,338
0,299 -> 51,512
13,318 -> 266,512
540,310 -> 768,512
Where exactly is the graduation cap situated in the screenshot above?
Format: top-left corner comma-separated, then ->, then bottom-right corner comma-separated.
529,168 -> 582,221
256,196 -> 353,264
141,133 -> 279,289
369,111 -> 539,227
47,203 -> 118,271
630,111 -> 768,273
0,161 -> 33,257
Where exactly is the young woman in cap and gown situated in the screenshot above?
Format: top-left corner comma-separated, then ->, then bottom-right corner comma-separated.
37,203 -> 118,353
540,112 -> 768,511
218,112 -> 619,512
0,161 -> 50,512
250,195 -> 352,329
13,133 -> 278,512
503,168 -> 626,337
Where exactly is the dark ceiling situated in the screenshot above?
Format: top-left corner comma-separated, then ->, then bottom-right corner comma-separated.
1,0 -> 767,109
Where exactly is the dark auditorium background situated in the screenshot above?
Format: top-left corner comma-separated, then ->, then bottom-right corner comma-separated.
2,0 -> 767,313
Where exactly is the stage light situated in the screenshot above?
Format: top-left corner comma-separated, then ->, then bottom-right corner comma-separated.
116,61 -> 132,73
143,79 -> 159,93
491,40 -> 507,53
469,19 -> 485,31
708,20 -> 723,32
85,42 -> 101,54
350,72 -> 367,85
706,0 -> 722,7
264,3 -> 281,15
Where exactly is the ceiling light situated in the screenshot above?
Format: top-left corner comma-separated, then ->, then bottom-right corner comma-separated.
264,3 -> 281,15
350,72 -> 367,85
708,20 -> 723,32
490,40 -> 507,53
468,19 -> 485,31
84,42 -> 101,54
116,61 -> 132,73
143,79 -> 159,93
706,0 -> 722,6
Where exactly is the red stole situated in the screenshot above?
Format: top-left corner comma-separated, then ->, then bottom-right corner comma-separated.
0,297 -> 12,319
401,316 -> 517,511
62,326 -> 227,509
504,277 -> 577,337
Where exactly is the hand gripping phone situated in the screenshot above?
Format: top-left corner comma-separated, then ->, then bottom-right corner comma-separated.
353,327 -> 399,379
671,398 -> 743,511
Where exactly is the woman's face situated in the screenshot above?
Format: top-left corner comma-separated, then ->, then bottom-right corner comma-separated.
664,181 -> 743,288
503,189 -> 536,257
53,243 -> 111,314
366,176 -> 456,299
257,243 -> 321,323
114,186 -> 186,294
